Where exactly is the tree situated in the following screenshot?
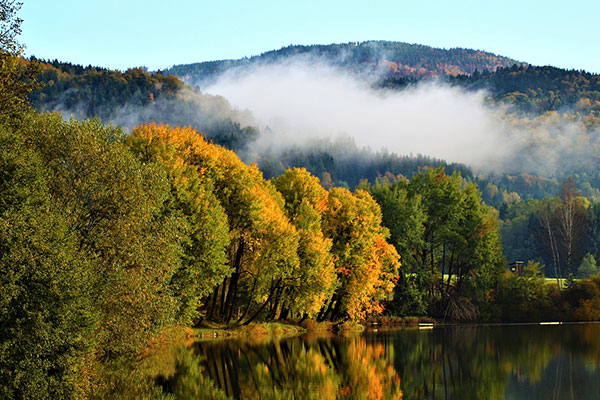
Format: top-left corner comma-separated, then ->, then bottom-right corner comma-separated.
0,118 -> 95,399
129,123 -> 299,324
0,0 -> 38,123
274,168 -> 337,319
368,168 -> 504,320
128,123 -> 230,324
368,175 -> 428,315
556,177 -> 590,283
533,178 -> 590,286
321,187 -> 400,321
578,253 -> 599,279
24,115 -> 184,359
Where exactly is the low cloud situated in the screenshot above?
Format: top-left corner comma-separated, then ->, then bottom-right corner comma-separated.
204,59 -> 597,176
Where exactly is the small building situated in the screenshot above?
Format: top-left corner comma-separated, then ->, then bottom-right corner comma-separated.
509,261 -> 525,275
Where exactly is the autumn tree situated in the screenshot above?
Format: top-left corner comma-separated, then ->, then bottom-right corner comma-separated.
320,187 -> 400,322
128,123 -> 230,324
129,124 -> 299,324
273,168 -> 337,319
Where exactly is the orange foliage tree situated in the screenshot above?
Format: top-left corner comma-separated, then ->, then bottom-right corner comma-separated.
128,123 -> 299,324
321,187 -> 400,321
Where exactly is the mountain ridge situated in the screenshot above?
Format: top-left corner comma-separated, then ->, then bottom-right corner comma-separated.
163,40 -> 526,85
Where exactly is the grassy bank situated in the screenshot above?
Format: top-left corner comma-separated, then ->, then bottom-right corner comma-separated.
193,319 -> 372,342
194,322 -> 307,341
366,315 -> 437,326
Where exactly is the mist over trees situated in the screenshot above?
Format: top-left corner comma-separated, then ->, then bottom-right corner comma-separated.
7,2 -> 600,397
29,60 -> 258,151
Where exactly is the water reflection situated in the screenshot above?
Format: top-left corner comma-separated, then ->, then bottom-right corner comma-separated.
195,333 -> 402,399
97,323 -> 600,399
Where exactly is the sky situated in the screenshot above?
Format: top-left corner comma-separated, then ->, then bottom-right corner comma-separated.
21,0 -> 600,73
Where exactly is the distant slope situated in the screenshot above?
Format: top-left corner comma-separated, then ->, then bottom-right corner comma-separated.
29,54 -> 600,204
29,59 -> 258,150
378,64 -> 600,129
163,41 -> 525,85
448,65 -> 600,129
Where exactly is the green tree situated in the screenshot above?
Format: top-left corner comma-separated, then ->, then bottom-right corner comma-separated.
0,119 -> 95,399
578,253 -> 599,278
273,168 -> 337,319
321,187 -> 400,322
23,115 -> 184,360
368,168 -> 504,320
368,175 -> 428,315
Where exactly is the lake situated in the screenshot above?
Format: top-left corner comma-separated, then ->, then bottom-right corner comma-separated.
102,323 -> 600,399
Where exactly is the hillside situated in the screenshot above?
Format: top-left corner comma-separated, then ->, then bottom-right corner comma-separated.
448,65 -> 600,129
28,47 -> 600,204
164,41 -> 525,86
29,59 -> 258,150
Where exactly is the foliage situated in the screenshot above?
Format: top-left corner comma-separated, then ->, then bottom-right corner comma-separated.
129,123 -> 300,325
0,119 -> 95,399
578,253 -> 599,278
128,123 -> 231,324
165,41 -> 523,84
495,262 -> 555,322
321,187 -> 400,321
448,65 -> 600,129
368,168 -> 504,319
273,168 -> 337,318
29,60 -> 257,151
30,115 -> 184,359
0,0 -> 38,123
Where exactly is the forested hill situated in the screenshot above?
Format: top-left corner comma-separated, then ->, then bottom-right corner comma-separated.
448,65 -> 600,129
29,59 -> 258,150
28,55 -> 600,204
164,41 -> 525,85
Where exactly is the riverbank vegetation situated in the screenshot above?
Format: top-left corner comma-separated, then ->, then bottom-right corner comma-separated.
5,2 -> 600,398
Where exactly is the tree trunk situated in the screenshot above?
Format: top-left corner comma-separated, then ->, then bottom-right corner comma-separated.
243,279 -> 281,325
224,241 -> 244,322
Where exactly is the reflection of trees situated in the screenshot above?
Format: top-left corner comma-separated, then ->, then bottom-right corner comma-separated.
389,326 -> 556,399
194,335 -> 402,399
93,324 -> 600,399
390,325 -> 600,400
91,346 -> 228,400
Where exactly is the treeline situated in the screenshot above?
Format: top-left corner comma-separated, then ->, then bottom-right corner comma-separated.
367,172 -> 600,323
30,60 -> 182,114
164,41 -> 523,85
254,136 -> 474,188
30,57 -> 600,205
1,115 -> 403,397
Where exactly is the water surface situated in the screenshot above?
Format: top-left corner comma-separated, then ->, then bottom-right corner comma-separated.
104,323 -> 600,399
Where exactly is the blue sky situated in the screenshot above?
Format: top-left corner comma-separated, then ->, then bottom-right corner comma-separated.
21,0 -> 600,73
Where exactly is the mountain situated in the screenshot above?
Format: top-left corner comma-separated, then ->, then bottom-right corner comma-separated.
28,44 -> 600,204
163,41 -> 525,86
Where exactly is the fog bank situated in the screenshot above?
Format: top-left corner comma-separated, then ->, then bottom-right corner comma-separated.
205,59 -> 596,176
